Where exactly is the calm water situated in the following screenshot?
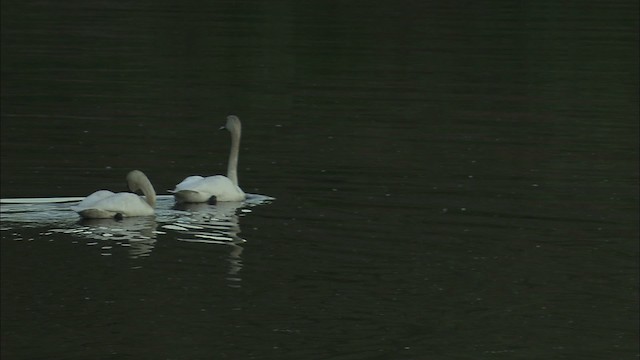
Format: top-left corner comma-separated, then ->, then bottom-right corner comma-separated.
1,0 -> 638,359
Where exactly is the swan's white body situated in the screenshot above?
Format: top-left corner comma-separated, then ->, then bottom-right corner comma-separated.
172,115 -> 246,203
173,175 -> 245,202
72,170 -> 156,219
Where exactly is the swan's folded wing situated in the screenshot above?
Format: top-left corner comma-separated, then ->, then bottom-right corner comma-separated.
175,176 -> 230,193
75,193 -> 153,216
71,190 -> 115,211
173,176 -> 206,192
173,176 -> 245,202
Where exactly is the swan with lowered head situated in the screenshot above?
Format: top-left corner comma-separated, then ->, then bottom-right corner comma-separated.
72,170 -> 156,219
172,115 -> 246,203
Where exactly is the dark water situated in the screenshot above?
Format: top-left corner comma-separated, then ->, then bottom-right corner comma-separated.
1,0 -> 638,359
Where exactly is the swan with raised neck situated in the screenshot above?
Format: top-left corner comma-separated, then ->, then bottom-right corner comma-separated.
172,115 -> 246,203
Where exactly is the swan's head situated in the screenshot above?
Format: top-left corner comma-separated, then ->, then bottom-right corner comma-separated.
221,115 -> 242,135
126,170 -> 147,192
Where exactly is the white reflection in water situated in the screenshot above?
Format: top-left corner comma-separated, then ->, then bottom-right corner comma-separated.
165,201 -> 247,286
1,194 -> 274,286
50,216 -> 158,258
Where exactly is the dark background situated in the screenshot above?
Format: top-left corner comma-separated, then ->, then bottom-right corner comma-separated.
2,0 -> 638,358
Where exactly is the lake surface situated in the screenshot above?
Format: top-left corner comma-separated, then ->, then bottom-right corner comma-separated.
1,0 -> 638,359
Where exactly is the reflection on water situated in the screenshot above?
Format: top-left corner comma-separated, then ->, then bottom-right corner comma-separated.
1,198 -> 162,258
1,195 -> 274,271
0,202 -> 77,228
161,194 -> 274,286
169,201 -> 245,244
51,216 -> 158,258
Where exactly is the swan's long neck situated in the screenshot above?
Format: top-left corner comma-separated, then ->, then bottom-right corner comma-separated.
137,178 -> 156,207
127,170 -> 156,208
142,183 -> 157,207
227,127 -> 241,187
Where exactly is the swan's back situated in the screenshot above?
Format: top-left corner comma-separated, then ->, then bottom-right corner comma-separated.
173,175 -> 245,202
174,176 -> 206,190
72,190 -> 114,210
73,192 -> 154,218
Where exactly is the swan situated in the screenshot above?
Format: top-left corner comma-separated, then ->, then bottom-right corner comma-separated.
171,115 -> 246,203
71,170 -> 156,219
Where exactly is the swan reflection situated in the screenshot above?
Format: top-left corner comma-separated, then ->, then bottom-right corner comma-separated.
1,194 -> 274,285
51,216 -> 158,258
166,201 -> 246,286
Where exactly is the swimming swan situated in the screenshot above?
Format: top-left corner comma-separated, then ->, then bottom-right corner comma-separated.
172,115 -> 246,203
72,170 -> 156,219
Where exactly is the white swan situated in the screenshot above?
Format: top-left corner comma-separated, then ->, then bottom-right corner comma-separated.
172,115 -> 246,203
71,170 -> 156,219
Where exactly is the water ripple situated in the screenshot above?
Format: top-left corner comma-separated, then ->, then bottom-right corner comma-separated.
1,194 -> 274,261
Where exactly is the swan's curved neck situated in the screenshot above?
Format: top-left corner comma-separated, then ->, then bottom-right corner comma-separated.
127,170 -> 157,208
227,127 -> 241,186
138,180 -> 156,207
142,185 -> 157,207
